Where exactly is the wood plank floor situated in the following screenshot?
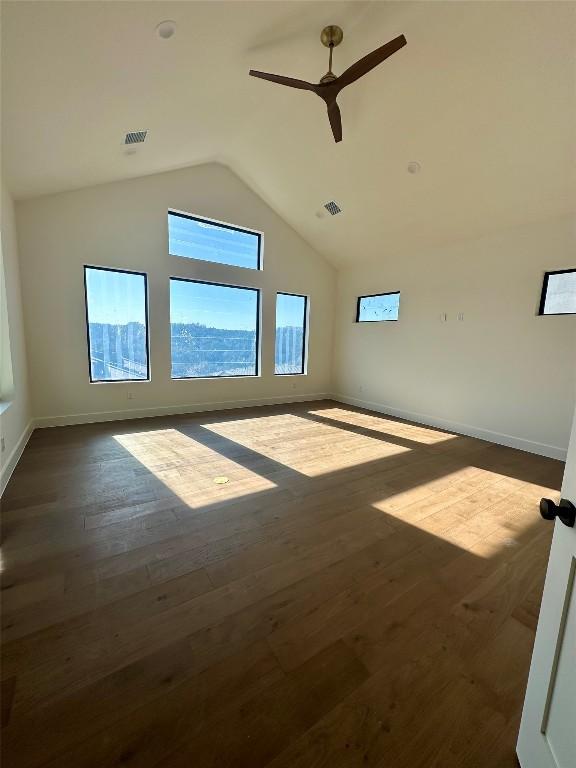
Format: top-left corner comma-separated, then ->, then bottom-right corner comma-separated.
0,400 -> 564,768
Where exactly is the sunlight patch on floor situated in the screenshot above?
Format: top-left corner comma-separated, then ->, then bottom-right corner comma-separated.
199,414 -> 306,444
367,463 -> 545,558
368,465 -> 482,515
114,429 -> 276,508
300,445 -> 411,478
306,407 -> 459,445
201,412 -> 411,477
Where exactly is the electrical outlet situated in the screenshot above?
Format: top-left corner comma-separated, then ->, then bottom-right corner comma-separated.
1,437 -> 5,453
458,312 -> 464,321
127,392 -> 135,400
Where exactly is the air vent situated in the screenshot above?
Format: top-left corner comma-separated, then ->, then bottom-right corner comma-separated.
324,201 -> 342,216
124,130 -> 148,145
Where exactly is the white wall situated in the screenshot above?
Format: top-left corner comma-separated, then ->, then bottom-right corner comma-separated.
0,182 -> 32,492
10,161 -> 576,461
333,215 -> 576,459
16,163 -> 336,425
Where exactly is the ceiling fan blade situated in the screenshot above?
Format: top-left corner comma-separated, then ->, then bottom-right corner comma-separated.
249,70 -> 316,91
335,34 -> 406,90
327,100 -> 342,143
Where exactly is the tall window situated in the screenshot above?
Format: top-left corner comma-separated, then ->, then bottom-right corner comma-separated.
275,292 -> 308,375
538,269 -> 576,315
168,211 -> 262,270
84,266 -> 149,382
170,278 -> 259,379
0,254 -> 14,401
356,292 -> 400,322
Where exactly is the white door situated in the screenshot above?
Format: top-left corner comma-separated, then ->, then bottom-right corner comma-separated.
517,403 -> 576,768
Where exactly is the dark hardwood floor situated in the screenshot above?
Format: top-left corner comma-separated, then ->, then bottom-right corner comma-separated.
0,400 -> 563,767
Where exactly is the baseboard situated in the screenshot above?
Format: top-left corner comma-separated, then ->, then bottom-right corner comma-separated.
330,394 -> 567,461
33,393 -> 331,429
0,421 -> 34,497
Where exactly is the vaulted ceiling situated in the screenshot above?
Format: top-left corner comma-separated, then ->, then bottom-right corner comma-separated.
2,1 -> 575,266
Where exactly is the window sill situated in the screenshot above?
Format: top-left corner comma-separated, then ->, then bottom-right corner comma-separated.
89,379 -> 151,385
171,374 -> 261,381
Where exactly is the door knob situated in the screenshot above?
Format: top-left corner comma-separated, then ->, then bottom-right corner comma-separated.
540,498 -> 576,528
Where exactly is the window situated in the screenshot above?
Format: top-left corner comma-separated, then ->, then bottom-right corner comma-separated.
0,253 -> 14,402
170,278 -> 259,378
538,269 -> 576,316
168,211 -> 262,270
84,266 -> 149,382
275,293 -> 308,375
356,292 -> 400,322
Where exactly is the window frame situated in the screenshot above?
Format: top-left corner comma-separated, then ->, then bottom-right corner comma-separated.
168,209 -> 263,271
83,265 -> 151,384
169,276 -> 261,380
538,268 -> 576,316
274,291 -> 308,376
355,291 -> 401,323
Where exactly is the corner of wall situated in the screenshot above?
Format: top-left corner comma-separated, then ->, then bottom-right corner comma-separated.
1,180 -> 32,496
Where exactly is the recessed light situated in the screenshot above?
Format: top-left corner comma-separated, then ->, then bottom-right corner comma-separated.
156,20 -> 176,40
407,161 -> 421,174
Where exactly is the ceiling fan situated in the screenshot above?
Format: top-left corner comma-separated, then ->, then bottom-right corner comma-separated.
249,25 -> 406,143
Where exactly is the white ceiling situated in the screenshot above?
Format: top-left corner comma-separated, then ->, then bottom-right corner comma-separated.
2,1 -> 575,266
